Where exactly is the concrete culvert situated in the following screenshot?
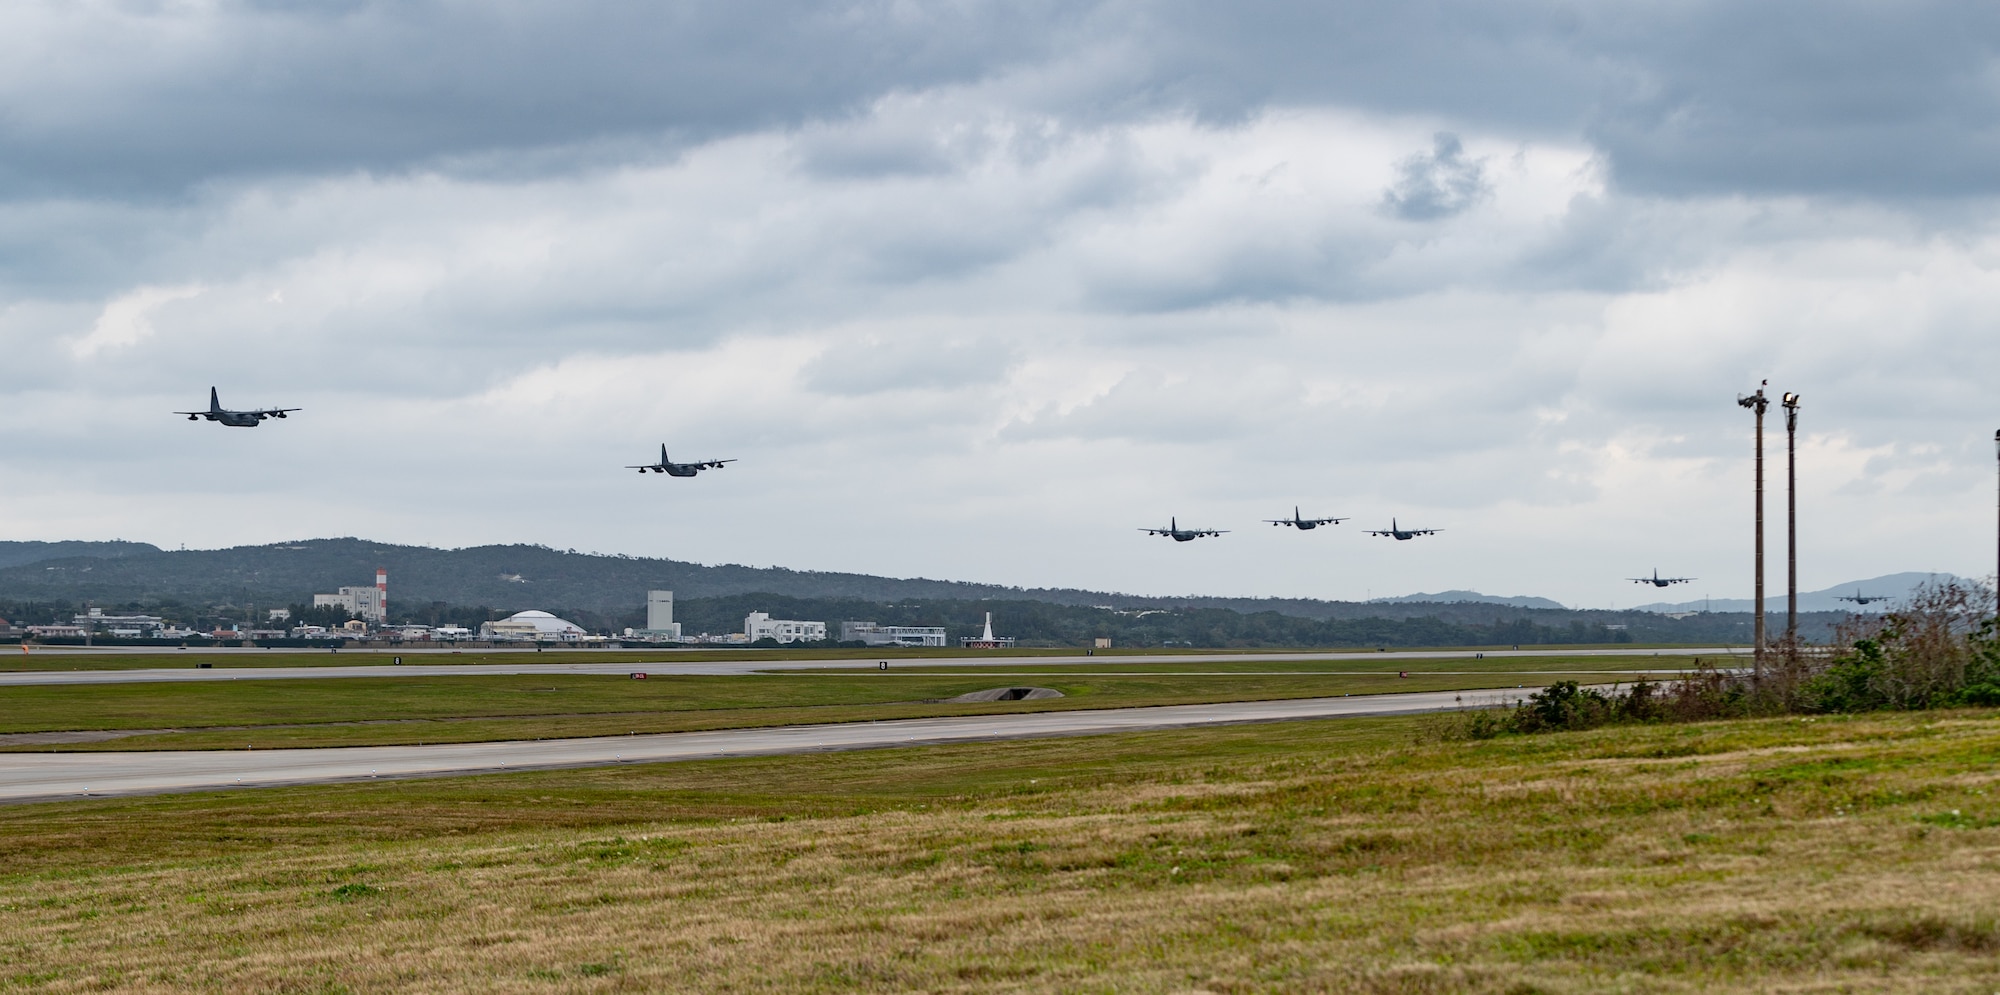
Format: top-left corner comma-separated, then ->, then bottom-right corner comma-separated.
945,687 -> 1064,703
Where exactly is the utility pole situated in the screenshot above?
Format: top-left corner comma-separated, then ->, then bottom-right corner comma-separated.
1993,429 -> 1998,617
1738,382 -> 1770,677
1783,392 -> 1801,646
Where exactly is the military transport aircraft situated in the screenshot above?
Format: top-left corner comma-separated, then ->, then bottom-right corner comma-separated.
1365,519 -> 1440,541
1140,518 -> 1226,542
1630,569 -> 1695,588
1266,507 -> 1349,530
1836,589 -> 1890,606
174,387 -> 300,427
628,445 -> 736,476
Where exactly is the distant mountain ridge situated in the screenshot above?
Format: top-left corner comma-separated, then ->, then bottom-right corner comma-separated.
0,539 -> 1914,643
0,537 -> 1496,619
1632,573 -> 1963,613
1368,590 -> 1567,610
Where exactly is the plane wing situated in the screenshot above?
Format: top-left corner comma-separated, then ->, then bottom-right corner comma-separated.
248,407 -> 302,417
696,459 -> 736,469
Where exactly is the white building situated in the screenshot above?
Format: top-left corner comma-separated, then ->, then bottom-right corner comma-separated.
627,590 -> 682,641
744,612 -> 827,644
840,621 -> 947,647
72,608 -> 165,638
312,569 -> 388,623
480,610 -> 588,642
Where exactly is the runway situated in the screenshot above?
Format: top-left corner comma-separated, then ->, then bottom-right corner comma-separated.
0,645 -> 1741,686
0,687 -> 1529,803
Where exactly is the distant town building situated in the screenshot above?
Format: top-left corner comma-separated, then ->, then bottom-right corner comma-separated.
960,612 -> 1016,649
840,621 -> 947,647
480,610 -> 587,642
71,608 -> 165,638
626,590 -> 683,641
0,618 -> 20,639
311,568 -> 388,623
1094,637 -> 1112,649
433,625 -> 473,640
28,625 -> 88,639
744,612 -> 827,644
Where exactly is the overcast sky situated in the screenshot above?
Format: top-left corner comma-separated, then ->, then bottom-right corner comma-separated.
4,1 -> 1997,606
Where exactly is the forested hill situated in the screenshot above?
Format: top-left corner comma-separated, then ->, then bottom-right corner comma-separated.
0,540 -> 160,570
0,536 -> 1551,620
0,537 -> 1843,645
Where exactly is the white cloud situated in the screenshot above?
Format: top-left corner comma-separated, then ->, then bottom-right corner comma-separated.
69,283 -> 203,358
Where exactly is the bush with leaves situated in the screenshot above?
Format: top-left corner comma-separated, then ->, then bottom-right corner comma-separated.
1801,580 -> 1999,713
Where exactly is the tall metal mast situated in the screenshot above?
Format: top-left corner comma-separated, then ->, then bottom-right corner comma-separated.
1738,382 -> 1770,677
1782,392 -> 1801,645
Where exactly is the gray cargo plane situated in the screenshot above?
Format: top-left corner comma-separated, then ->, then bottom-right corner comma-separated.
1836,589 -> 1889,605
174,387 -> 299,427
1141,518 -> 1226,542
1630,569 -> 1695,587
628,445 -> 736,477
1366,519 -> 1440,541
1266,507 -> 1348,530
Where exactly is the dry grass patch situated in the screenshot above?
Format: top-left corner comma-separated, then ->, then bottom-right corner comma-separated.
1,711 -> 1999,991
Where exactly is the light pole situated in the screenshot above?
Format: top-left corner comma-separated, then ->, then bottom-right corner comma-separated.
1738,382 -> 1770,677
1783,392 -> 1800,646
1993,429 -> 1998,617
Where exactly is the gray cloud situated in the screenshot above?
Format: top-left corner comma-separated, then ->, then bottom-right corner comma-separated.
1383,133 -> 1489,220
0,1 -> 1072,199
10,2 -> 2000,206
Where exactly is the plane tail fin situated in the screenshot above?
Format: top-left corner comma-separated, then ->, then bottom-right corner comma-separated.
661,444 -> 670,466
209,387 -> 221,413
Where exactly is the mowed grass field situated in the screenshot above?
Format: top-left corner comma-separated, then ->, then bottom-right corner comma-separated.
2,709 -> 1998,992
0,656 -> 1685,751
0,644 -> 1691,673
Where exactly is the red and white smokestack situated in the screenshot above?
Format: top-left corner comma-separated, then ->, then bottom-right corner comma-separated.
376,568 -> 388,622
